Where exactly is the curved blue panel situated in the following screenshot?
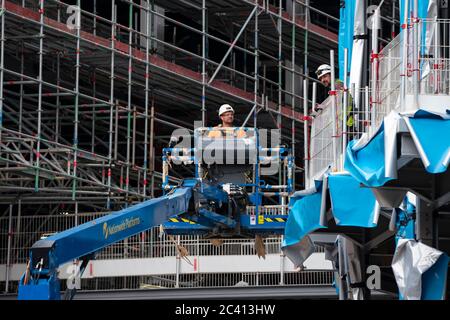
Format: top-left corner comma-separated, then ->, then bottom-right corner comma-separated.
328,174 -> 377,228
339,0 -> 355,82
407,117 -> 450,173
344,127 -> 393,187
282,186 -> 325,247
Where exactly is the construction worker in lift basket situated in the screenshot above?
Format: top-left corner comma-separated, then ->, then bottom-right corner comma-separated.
207,104 -> 247,138
315,64 -> 354,129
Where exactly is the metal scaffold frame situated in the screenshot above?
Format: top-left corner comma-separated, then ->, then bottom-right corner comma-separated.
0,0 -> 348,293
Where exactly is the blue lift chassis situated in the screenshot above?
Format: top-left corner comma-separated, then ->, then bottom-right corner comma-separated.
17,182 -> 194,300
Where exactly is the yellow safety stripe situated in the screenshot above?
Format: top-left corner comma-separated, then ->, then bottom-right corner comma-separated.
168,218 -> 196,224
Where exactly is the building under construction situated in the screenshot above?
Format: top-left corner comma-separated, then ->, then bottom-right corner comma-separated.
0,0 -> 345,295
0,0 -> 449,300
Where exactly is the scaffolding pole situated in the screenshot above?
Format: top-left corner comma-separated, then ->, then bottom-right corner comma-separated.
202,0 -> 207,126
0,0 -> 4,141
71,0 -> 81,201
277,0 -> 283,196
125,1 -> 134,205
107,0 -> 116,209
291,0 -> 297,189
34,0 -> 45,192
143,0 -> 151,198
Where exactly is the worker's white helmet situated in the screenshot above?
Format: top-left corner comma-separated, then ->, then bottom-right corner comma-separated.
218,104 -> 234,116
315,64 -> 332,79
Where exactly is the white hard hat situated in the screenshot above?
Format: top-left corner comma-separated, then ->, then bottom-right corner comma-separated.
315,64 -> 331,79
218,104 -> 234,116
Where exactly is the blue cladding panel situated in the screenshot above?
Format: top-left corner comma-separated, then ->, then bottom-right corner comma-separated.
328,174 -> 377,228
408,117 -> 450,173
283,186 -> 325,247
345,126 -> 393,187
338,0 -> 355,82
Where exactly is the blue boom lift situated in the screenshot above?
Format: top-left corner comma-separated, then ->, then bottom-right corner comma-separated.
18,127 -> 293,299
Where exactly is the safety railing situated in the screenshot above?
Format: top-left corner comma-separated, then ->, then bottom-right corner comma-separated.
372,34 -> 402,130
246,205 -> 288,215
308,90 -> 343,180
2,270 -> 334,293
0,213 -> 324,264
306,18 -> 450,183
372,18 -> 450,132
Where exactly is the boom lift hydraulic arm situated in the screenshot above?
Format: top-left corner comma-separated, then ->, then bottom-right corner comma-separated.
18,181 -> 196,300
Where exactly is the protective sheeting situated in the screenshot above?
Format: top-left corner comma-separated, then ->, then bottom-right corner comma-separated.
393,197 -> 416,245
326,235 -> 364,300
349,0 -> 365,110
282,182 -> 326,248
282,182 -> 326,269
344,124 -> 393,187
281,235 -> 315,270
392,239 -> 449,300
345,112 -> 450,187
419,0 -> 438,81
338,0 -> 355,82
283,173 -> 381,271
404,116 -> 450,173
328,173 -> 379,227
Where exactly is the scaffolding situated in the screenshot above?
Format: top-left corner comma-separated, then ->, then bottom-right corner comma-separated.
0,0 -> 345,293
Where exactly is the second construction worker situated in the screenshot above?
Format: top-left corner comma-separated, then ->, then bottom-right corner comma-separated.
315,64 -> 354,129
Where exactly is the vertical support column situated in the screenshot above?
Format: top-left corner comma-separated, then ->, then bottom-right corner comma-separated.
93,0 -> 97,36
337,237 -> 347,300
370,7 -> 379,135
107,0 -> 116,210
304,0 -> 309,85
400,0 -> 409,111
19,42 -> 24,134
291,0 -> 296,189
175,235 -> 181,288
0,0 -> 5,141
125,1 -> 134,205
15,199 -> 22,272
280,241 -> 285,285
364,85 -> 370,148
330,50 -> 337,169
132,108 -> 136,167
253,2 -> 260,217
303,79 -> 309,186
433,19 -> 439,94
75,201 -> 78,227
5,204 -> 13,293
150,95 -> 155,198
114,99 -> 119,161
143,0 -> 151,198
303,0 -> 310,175
342,48 -> 348,152
34,0 -> 45,191
56,52 -> 61,143
412,0 -> 419,107
91,69 -> 96,154
277,0 -> 283,195
391,0 -> 396,40
416,198 -> 433,246
201,0 -> 207,126
150,0 -> 155,51
72,0 -> 81,201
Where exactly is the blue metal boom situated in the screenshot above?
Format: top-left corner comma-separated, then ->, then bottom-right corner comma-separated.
18,184 -> 193,300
